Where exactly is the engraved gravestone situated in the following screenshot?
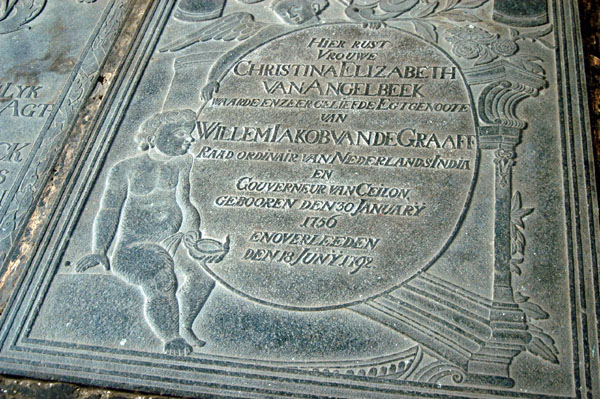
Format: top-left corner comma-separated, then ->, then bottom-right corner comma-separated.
0,1 -> 599,398
0,0 -> 132,263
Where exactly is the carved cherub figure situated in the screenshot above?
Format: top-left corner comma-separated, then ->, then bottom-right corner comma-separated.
159,0 -> 329,101
75,110 -> 217,356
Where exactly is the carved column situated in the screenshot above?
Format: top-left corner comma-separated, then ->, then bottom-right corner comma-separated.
490,139 -> 518,304
468,126 -> 526,382
464,61 -> 547,382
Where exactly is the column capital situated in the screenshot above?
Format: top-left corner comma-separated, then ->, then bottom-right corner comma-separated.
479,126 -> 521,151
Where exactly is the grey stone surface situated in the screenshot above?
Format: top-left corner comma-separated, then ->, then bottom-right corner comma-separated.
0,0 -> 599,398
0,0 -> 133,263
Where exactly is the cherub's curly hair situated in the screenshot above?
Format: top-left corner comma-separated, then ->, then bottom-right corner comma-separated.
136,109 -> 196,151
271,0 -> 329,15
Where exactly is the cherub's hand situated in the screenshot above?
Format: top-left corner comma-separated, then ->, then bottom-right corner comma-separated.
184,230 -> 202,248
184,234 -> 229,263
75,253 -> 110,273
201,81 -> 219,101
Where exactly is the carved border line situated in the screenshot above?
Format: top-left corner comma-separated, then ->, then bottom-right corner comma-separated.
554,0 -> 600,397
0,0 -> 130,265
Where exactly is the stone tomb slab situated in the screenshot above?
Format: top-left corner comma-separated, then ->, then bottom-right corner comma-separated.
0,0 -> 598,398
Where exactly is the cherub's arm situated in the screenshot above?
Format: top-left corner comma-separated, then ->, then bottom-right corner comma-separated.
159,12 -> 281,100
92,163 -> 128,255
176,159 -> 201,233
202,24 -> 287,100
75,163 -> 127,272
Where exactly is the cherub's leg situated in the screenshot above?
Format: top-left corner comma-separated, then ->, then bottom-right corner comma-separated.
113,243 -> 192,356
140,273 -> 193,356
175,254 -> 215,348
139,269 -> 179,339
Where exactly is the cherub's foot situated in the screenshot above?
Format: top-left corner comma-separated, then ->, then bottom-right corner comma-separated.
181,328 -> 206,348
164,338 -> 193,356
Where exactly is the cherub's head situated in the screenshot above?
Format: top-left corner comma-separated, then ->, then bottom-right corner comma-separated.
137,109 -> 196,156
271,0 -> 328,25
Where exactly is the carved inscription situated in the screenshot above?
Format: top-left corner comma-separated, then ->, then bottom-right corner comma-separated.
0,81 -> 54,206
0,82 -> 53,118
193,24 -> 478,309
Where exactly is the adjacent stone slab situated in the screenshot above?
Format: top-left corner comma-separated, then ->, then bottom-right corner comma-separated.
0,0 -> 132,262
1,1 -> 599,398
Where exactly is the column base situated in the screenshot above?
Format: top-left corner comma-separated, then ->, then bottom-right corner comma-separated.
468,305 -> 531,379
